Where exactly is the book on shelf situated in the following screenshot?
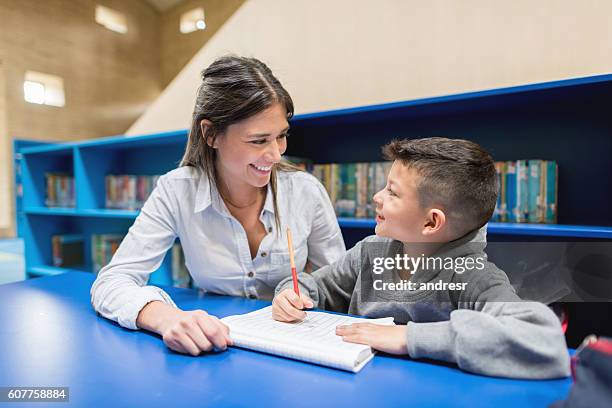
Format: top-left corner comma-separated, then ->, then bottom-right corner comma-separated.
528,161 -> 543,223
105,174 -> 160,211
172,242 -> 192,288
545,161 -> 558,223
355,163 -> 368,218
505,161 -> 517,223
515,160 -> 529,223
52,234 -> 84,268
45,173 -> 75,208
221,306 -> 394,373
91,234 -> 124,274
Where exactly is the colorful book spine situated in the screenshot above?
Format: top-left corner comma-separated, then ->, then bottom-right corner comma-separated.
57,177 -> 65,207
528,160 -> 542,223
121,175 -> 129,209
355,163 -> 368,218
545,161 -> 558,223
516,160 -> 529,223
46,175 -> 56,206
105,174 -> 160,210
128,175 -> 137,210
505,161 -> 517,222
45,173 -> 75,208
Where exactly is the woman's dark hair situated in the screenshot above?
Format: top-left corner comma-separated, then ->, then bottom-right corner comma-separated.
181,55 -> 299,229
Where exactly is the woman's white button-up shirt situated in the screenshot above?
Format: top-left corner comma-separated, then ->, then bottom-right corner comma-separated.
91,166 -> 346,329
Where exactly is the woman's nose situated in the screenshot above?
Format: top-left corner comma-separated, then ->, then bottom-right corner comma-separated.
266,139 -> 282,162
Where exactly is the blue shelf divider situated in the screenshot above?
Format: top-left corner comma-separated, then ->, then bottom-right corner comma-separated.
14,73 -> 612,280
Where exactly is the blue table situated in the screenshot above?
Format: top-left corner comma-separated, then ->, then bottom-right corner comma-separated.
0,272 -> 571,407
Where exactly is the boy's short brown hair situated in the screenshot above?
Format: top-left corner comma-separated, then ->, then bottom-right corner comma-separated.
382,137 -> 498,235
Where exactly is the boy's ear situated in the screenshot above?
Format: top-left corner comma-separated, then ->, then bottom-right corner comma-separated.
423,208 -> 446,236
200,119 -> 217,148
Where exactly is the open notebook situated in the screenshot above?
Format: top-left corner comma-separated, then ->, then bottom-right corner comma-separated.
221,306 -> 394,373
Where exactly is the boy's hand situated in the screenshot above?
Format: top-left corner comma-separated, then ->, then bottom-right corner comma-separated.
272,289 -> 314,322
336,323 -> 408,354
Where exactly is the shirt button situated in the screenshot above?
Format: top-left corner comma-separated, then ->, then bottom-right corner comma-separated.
249,294 -> 257,299
268,227 -> 272,233
248,271 -> 254,278
261,252 -> 267,257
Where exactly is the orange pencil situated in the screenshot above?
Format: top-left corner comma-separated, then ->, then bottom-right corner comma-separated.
286,228 -> 300,296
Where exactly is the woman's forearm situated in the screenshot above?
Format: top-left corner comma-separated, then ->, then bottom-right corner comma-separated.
136,300 -> 178,335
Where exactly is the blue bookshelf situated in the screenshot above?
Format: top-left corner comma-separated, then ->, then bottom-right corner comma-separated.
17,134 -> 183,283
13,139 -> 58,238
15,74 -> 612,282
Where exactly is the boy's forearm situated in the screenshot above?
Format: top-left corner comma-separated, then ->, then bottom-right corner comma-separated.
274,242 -> 360,312
406,302 -> 570,379
307,243 -> 363,312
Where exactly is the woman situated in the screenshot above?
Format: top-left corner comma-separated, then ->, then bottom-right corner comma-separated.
91,55 -> 346,356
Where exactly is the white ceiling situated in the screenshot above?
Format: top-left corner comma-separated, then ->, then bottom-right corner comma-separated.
145,0 -> 185,12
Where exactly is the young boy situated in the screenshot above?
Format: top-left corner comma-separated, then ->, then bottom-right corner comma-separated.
273,137 -> 570,379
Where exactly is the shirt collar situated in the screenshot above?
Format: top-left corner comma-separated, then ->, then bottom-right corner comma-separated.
194,168 -> 278,216
193,168 -> 218,214
262,181 -> 276,215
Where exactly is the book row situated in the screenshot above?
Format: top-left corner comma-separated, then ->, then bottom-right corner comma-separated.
105,174 -> 161,210
310,162 -> 393,218
51,233 -> 190,288
305,160 -> 558,224
42,160 -> 557,225
45,173 -> 75,208
493,160 -> 558,223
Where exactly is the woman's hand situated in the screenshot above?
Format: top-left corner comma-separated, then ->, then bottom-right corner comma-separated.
272,289 -> 314,322
137,301 -> 232,356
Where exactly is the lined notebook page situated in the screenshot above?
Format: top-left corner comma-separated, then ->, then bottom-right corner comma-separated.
221,306 -> 394,372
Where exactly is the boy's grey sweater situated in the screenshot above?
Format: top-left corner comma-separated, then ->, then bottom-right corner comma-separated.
276,226 -> 570,379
